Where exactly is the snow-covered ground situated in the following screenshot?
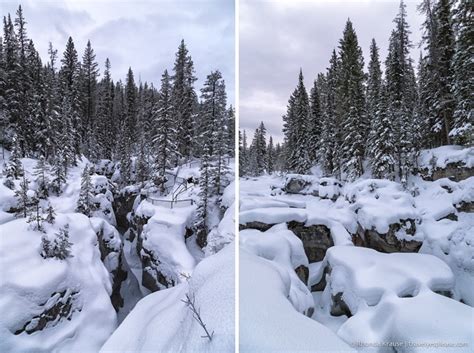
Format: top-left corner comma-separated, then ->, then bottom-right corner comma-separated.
0,151 -> 235,352
239,145 -> 474,352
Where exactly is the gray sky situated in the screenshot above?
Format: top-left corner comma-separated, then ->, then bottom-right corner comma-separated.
0,0 -> 235,104
240,0 -> 424,143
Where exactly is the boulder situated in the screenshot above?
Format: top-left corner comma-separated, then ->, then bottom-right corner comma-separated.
353,220 -> 422,253
287,221 -> 334,263
294,265 -> 309,286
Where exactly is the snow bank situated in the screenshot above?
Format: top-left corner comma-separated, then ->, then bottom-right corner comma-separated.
240,207 -> 307,225
338,290 -> 474,353
419,145 -> 474,170
318,247 -> 454,315
0,214 -> 116,353
240,249 -> 355,353
345,179 -> 422,237
101,243 -> 235,353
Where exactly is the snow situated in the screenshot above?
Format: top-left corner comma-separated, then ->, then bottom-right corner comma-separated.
0,214 -> 117,353
345,179 -> 422,237
419,145 -> 474,170
318,246 -> 454,315
100,243 -> 235,353
338,290 -> 474,353
240,207 -> 307,225
240,249 -> 355,353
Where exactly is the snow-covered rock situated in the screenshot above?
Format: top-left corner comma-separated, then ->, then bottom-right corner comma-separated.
418,145 -> 474,181
0,214 -> 117,352
284,174 -> 319,195
315,246 -> 455,317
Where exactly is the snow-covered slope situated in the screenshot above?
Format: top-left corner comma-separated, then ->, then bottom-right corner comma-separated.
100,243 -> 235,353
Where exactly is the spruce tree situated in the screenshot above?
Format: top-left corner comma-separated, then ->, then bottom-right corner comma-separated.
195,144 -> 211,248
267,136 -> 275,174
76,164 -> 94,216
33,156 -> 49,199
366,39 -> 383,156
14,172 -> 30,218
450,0 -> 473,145
153,70 -> 176,178
45,203 -> 56,224
171,40 -> 197,159
308,80 -> 322,163
337,19 -> 366,180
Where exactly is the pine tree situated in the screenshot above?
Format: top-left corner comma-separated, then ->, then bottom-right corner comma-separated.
308,80 -> 322,163
81,40 -> 99,157
239,130 -> 249,176
195,144 -> 211,248
51,154 -> 66,195
450,0 -> 473,145
153,70 -> 176,178
53,225 -> 73,260
96,58 -> 115,159
366,38 -> 383,156
226,106 -> 235,157
59,37 -> 81,158
4,133 -> 23,179
283,70 -> 311,174
27,193 -> 45,231
76,164 -> 94,216
41,225 -> 73,260
45,203 -> 56,224
266,136 -> 275,174
171,40 -> 197,159
14,172 -> 31,218
33,156 -> 49,199
337,19 -> 366,180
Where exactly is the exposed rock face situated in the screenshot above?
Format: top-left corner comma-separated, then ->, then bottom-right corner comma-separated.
311,265 -> 330,292
330,292 -> 352,317
284,177 -> 309,194
14,290 -> 80,335
295,265 -> 309,286
113,191 -> 139,230
353,220 -> 422,253
456,201 -> 474,213
239,221 -> 274,232
95,227 -> 127,311
420,162 -> 474,182
287,221 -> 334,263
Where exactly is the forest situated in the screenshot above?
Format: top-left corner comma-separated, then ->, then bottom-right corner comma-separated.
240,0 -> 472,181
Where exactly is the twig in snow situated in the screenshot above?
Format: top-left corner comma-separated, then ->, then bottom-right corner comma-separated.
181,293 -> 214,341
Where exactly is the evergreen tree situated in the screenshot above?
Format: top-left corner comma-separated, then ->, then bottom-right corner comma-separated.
195,144 -> 211,248
283,70 -> 311,173
14,172 -> 31,218
266,136 -> 275,174
337,19 -> 366,180
171,40 -> 197,159
51,154 -> 66,195
76,164 -> 94,216
95,58 -> 115,158
4,133 -> 23,179
27,192 -> 44,231
308,80 -> 322,163
45,203 -> 56,224
153,70 -> 176,178
33,156 -> 49,199
450,0 -> 473,145
41,225 -> 73,260
80,40 -> 99,157
366,38 -> 383,156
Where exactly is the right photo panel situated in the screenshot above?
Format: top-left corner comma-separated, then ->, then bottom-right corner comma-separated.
239,0 -> 473,352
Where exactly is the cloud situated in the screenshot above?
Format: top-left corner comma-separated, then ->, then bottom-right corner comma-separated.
1,0 -> 235,104
240,0 -> 424,143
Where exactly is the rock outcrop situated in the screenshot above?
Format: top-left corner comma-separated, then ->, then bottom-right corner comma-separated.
287,221 -> 334,263
352,220 -> 422,253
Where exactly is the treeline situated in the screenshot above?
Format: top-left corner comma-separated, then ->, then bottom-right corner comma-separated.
240,0 -> 472,182
0,6 -> 234,186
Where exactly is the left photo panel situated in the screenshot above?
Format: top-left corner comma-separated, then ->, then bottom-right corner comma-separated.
0,0 -> 235,352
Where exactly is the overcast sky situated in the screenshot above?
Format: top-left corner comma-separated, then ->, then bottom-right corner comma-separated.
240,0 -> 424,143
1,0 -> 235,104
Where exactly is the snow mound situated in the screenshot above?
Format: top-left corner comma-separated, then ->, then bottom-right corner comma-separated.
0,213 -> 116,353
419,145 -> 474,170
338,290 -> 474,353
240,207 -> 307,225
345,179 -> 422,236
240,248 -> 355,353
101,243 -> 235,353
318,246 -> 454,316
